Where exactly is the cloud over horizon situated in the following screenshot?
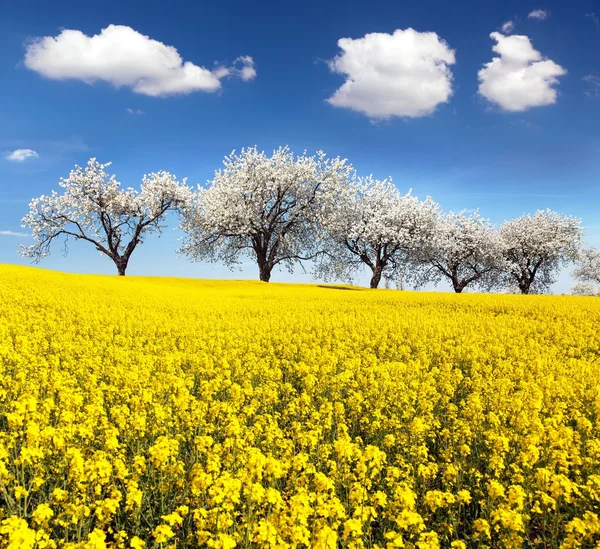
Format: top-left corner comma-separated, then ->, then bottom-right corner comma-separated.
327,28 -> 456,119
24,25 -> 256,97
478,32 -> 566,112
6,149 -> 39,162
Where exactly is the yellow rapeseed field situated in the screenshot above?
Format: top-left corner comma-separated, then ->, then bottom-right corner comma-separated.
1,265 -> 600,549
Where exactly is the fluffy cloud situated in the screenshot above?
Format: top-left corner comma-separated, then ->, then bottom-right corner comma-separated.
24,25 -> 256,97
478,32 -> 566,112
502,21 -> 515,33
327,28 -> 456,119
528,9 -> 549,20
6,149 -> 39,162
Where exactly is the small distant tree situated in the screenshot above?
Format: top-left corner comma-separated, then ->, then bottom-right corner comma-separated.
179,146 -> 353,282
573,247 -> 600,285
498,209 -> 583,294
409,210 -> 501,293
572,281 -> 599,296
20,158 -> 191,275
316,176 -> 439,289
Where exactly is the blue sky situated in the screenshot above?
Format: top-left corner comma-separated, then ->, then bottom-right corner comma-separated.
0,0 -> 599,291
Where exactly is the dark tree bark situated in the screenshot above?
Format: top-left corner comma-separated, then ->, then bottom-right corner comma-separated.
114,256 -> 129,276
452,279 -> 466,293
343,241 -> 395,290
259,263 -> 272,282
370,264 -> 383,289
506,257 -> 541,294
519,279 -> 531,294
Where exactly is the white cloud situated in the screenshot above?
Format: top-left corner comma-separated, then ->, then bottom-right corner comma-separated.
478,32 -> 566,112
327,28 -> 456,119
24,25 -> 256,97
502,21 -> 515,33
214,56 -> 257,82
127,108 -> 145,115
528,9 -> 549,20
583,75 -> 600,99
6,149 -> 39,162
0,230 -> 29,237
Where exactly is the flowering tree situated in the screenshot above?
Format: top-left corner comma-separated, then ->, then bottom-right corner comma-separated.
573,247 -> 600,285
410,210 -> 501,293
498,210 -> 583,294
572,281 -> 599,296
179,146 -> 353,282
316,176 -> 439,288
20,158 -> 191,275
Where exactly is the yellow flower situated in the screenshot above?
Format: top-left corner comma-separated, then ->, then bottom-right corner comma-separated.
161,512 -> 183,527
343,518 -> 363,540
0,516 -> 36,549
13,486 -> 29,499
209,533 -> 237,549
32,503 -> 54,525
457,490 -> 471,505
0,266 -> 599,548
473,519 -> 491,540
84,529 -> 107,549
153,525 -> 175,544
130,537 -> 146,549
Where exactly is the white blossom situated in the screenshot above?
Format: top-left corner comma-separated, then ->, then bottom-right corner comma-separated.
572,281 -> 599,296
20,158 -> 192,275
409,210 -> 502,293
315,175 -> 439,288
498,209 -> 583,294
573,247 -> 600,285
179,146 -> 353,282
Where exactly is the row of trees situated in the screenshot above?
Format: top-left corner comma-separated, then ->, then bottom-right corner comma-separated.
19,148 -> 594,294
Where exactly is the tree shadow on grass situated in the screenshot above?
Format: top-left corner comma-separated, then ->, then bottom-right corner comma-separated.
317,285 -> 361,291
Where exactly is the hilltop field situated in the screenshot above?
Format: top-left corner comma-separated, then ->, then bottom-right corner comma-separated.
1,265 -> 600,548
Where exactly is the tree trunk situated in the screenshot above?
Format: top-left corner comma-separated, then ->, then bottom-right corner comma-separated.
517,275 -> 532,294
114,257 -> 128,276
370,265 -> 383,289
452,278 -> 466,293
258,262 -> 272,282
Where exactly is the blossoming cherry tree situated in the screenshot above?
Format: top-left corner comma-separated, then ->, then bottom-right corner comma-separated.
20,158 -> 192,275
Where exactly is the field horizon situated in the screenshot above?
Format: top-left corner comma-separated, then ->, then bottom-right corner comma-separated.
1,264 -> 590,299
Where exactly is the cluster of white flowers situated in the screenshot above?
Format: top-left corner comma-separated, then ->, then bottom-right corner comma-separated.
19,151 -> 588,292
498,210 -> 583,294
572,247 -> 600,296
314,176 -> 439,288
179,146 -> 352,282
408,210 -> 502,293
572,281 -> 599,297
20,159 -> 192,275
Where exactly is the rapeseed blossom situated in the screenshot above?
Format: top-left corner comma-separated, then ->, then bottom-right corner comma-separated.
0,265 -> 599,547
